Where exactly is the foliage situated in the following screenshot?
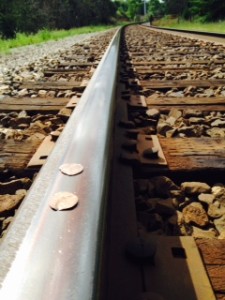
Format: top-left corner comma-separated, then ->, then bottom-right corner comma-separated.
114,0 -> 129,19
0,0 -> 17,38
162,0 -> 225,22
114,0 -> 145,20
0,25 -> 116,53
163,0 -> 187,16
2,0 -> 225,39
0,0 -> 117,39
127,0 -> 143,20
148,0 -> 165,18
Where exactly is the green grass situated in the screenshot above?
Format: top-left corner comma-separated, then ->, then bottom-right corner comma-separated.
153,17 -> 225,34
0,25 -> 118,54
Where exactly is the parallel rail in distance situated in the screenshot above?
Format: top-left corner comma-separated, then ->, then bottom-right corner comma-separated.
0,28 -> 121,300
149,25 -> 225,38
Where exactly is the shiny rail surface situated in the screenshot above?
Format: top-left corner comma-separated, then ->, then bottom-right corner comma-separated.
0,28 -> 121,299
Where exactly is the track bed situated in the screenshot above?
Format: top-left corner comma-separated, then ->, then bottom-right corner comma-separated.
105,25 -> 225,300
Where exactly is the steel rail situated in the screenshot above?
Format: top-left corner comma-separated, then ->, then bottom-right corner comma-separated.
0,28 -> 121,300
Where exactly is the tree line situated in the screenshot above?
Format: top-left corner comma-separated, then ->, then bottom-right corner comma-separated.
162,0 -> 225,22
114,0 -> 225,22
1,0 -> 225,39
0,0 -> 116,39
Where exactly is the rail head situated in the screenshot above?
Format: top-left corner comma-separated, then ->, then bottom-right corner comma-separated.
0,28 -> 121,300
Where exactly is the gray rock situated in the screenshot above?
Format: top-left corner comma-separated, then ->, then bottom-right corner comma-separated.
218,231 -> 225,239
214,215 -> 225,234
212,184 -> 224,195
156,120 -> 173,136
165,116 -> 176,126
16,116 -> 31,126
167,211 -> 185,235
177,125 -> 196,137
182,202 -> 209,227
188,117 -> 205,125
212,187 -> 225,207
192,226 -> 218,238
150,176 -> 179,198
12,74 -> 23,83
198,193 -> 215,205
184,86 -> 196,96
170,189 -> 185,202
165,128 -> 177,138
38,90 -> 47,98
178,196 -> 193,211
0,85 -> 10,93
17,88 -> 29,97
167,91 -> 184,97
211,67 -> 222,74
181,182 -> 211,195
179,222 -> 193,236
183,109 -> 203,118
16,189 -> 27,197
50,130 -> 61,142
178,133 -> 186,138
211,119 -> 225,127
18,124 -> 29,129
18,110 -> 27,118
46,90 -> 56,97
203,88 -> 215,97
58,108 -> 72,121
0,194 -> 25,214
181,125 -> 205,137
206,127 -> 225,138
26,132 -> 46,141
168,108 -> 182,120
208,202 -> 225,219
211,72 -> 225,79
146,108 -> 160,119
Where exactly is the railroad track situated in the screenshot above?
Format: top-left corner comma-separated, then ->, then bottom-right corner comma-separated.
106,26 -> 225,300
1,25 -> 225,299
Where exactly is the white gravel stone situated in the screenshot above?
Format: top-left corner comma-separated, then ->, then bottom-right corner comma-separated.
0,33 -> 99,72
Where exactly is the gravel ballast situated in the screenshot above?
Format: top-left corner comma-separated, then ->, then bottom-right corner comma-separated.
0,32 -> 100,72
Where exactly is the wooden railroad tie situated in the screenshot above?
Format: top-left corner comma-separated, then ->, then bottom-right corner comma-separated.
146,95 -> 225,106
21,80 -> 87,91
139,79 -> 225,89
129,59 -> 225,66
121,134 -> 225,172
126,94 -> 225,109
133,66 -> 212,73
0,139 -> 42,171
159,137 -> 225,171
0,97 -> 69,112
